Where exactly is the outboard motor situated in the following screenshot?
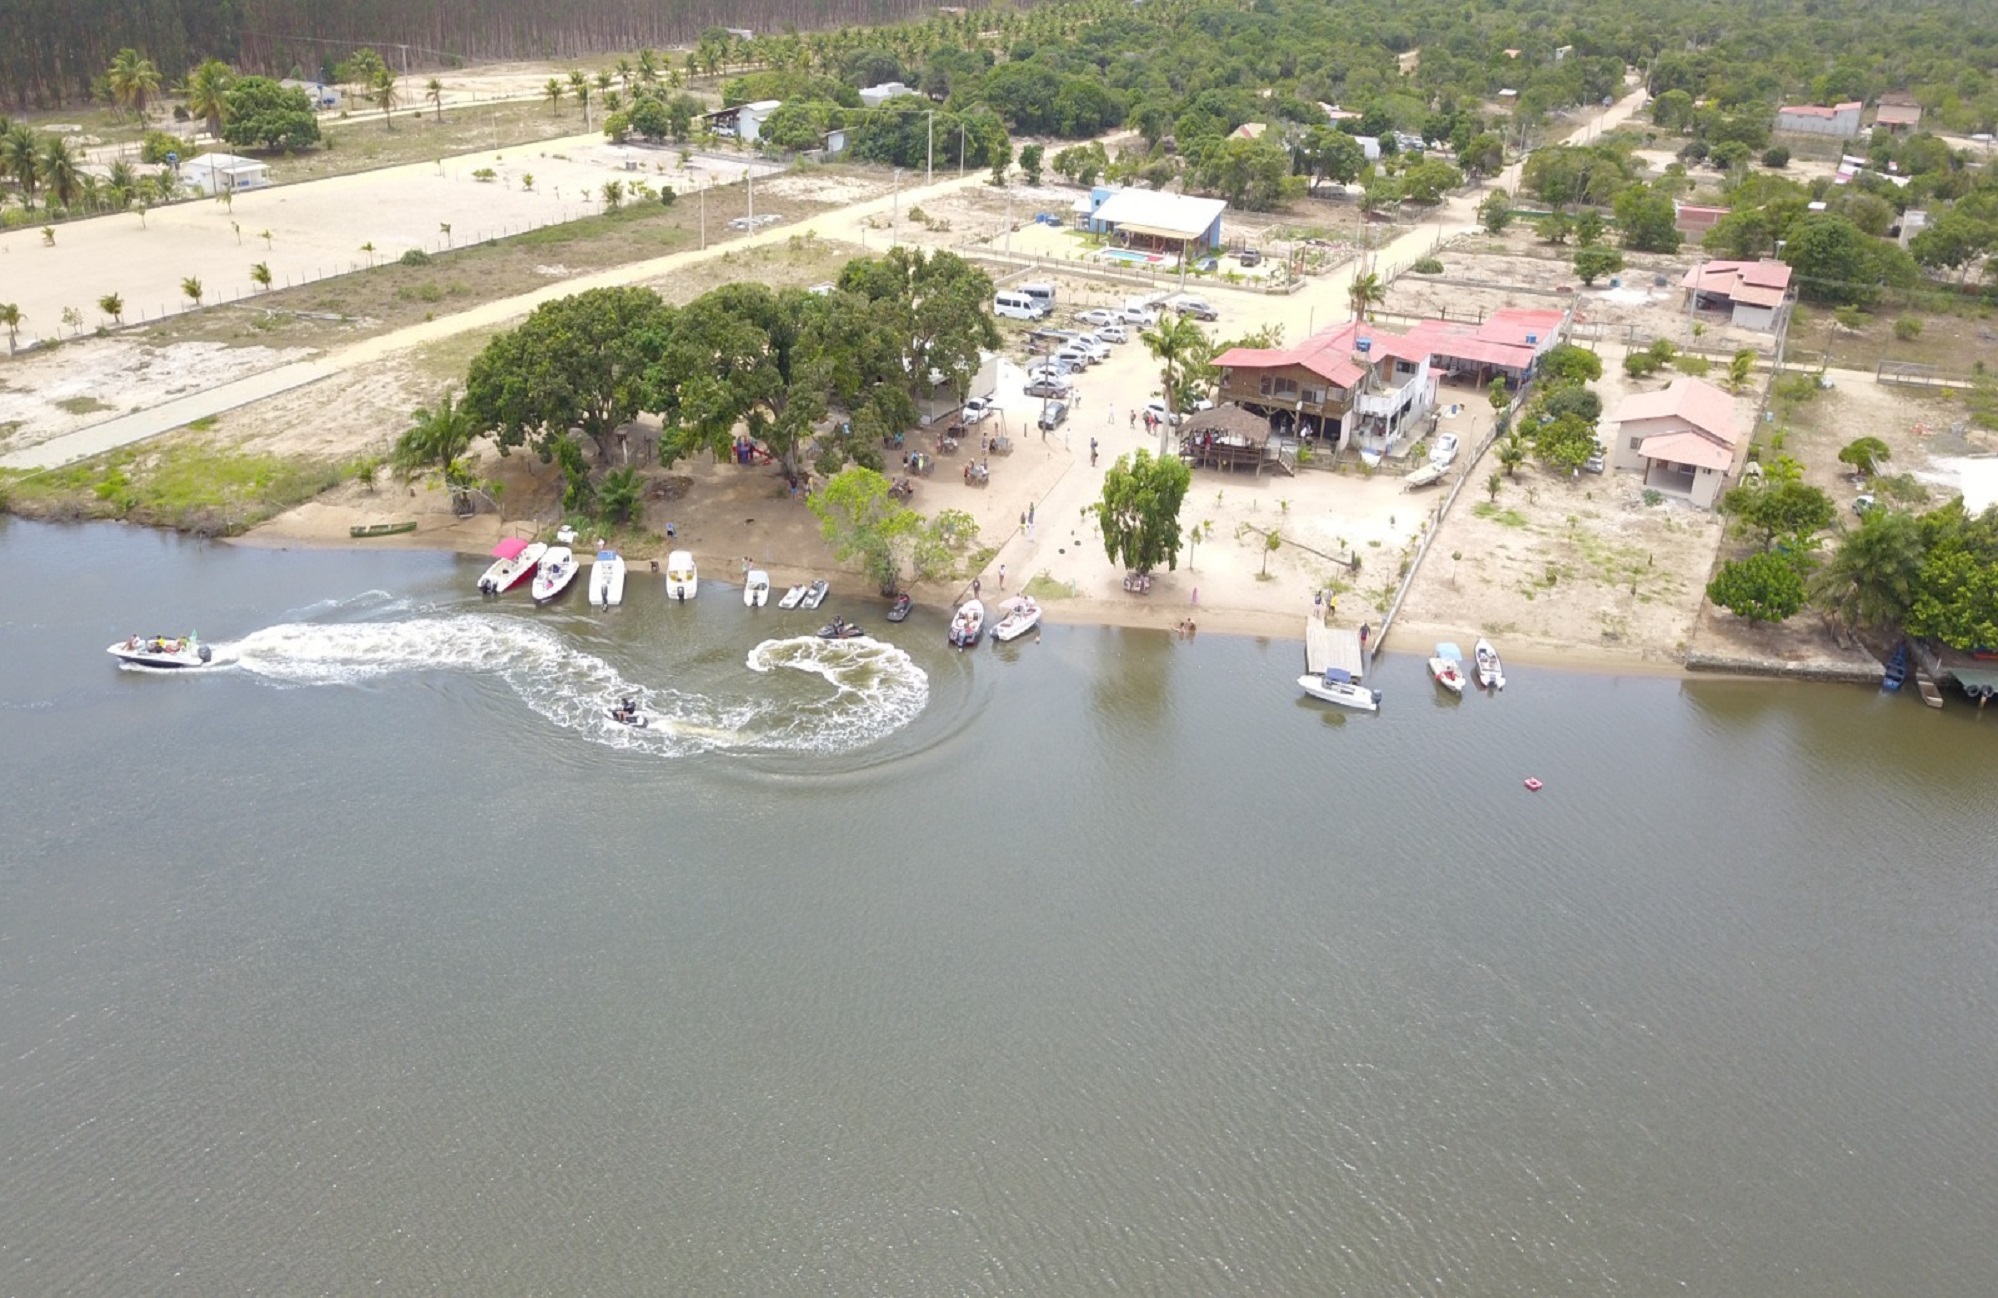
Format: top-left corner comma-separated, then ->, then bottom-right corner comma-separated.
198,644 -> 213,663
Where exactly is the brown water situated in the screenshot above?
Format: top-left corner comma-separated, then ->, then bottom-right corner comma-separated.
3,517 -> 1995,1294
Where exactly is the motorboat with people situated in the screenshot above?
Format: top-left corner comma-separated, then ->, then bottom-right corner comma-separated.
531,545 -> 578,603
665,550 -> 698,600
1429,642 -> 1467,695
109,632 -> 211,668
606,696 -> 648,728
744,569 -> 771,607
1297,666 -> 1381,712
779,583 -> 808,609
817,617 -> 865,640
885,593 -> 912,623
950,598 -> 985,648
477,538 -> 546,594
991,595 -> 1042,642
1474,637 -> 1506,690
800,579 -> 829,610
589,548 -> 626,608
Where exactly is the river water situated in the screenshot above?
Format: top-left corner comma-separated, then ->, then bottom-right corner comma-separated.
3,517 -> 1995,1295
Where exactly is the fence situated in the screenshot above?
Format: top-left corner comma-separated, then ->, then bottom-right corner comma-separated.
959,243 -> 1316,298
1876,359 -> 1980,392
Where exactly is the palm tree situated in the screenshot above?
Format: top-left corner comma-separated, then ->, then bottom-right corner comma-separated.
1140,311 -> 1214,455
249,262 -> 272,291
0,303 -> 22,353
1811,509 -> 1926,637
106,48 -> 162,120
636,49 -> 660,84
569,70 -> 591,127
544,78 -> 564,114
144,172 -> 180,205
106,159 -> 137,209
1347,270 -> 1384,320
181,276 -> 204,306
98,292 -> 124,324
595,70 -> 613,98
1496,432 -> 1527,477
372,69 -> 399,129
425,78 -> 445,122
616,58 -> 635,91
392,389 -> 479,494
183,59 -> 234,139
1,122 -> 39,208
35,136 -> 82,210
601,180 -> 624,211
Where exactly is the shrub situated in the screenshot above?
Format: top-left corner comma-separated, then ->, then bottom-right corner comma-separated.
140,131 -> 192,164
1624,351 -> 1660,379
1411,256 -> 1443,274
1761,146 -> 1790,169
398,248 -> 432,267
1893,316 -> 1923,342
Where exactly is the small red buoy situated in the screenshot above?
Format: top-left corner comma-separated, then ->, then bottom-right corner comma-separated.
1523,778 -> 1543,791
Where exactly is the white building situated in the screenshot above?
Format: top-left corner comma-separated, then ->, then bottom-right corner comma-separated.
1606,377 -> 1742,509
181,153 -> 271,196
859,82 -> 916,109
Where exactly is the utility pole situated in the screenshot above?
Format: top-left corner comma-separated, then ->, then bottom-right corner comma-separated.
959,122 -> 966,179
927,110 -> 934,186
700,185 -> 706,249
746,167 -> 753,226
893,167 -> 902,227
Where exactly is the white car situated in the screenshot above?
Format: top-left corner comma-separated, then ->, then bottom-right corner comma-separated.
1071,337 -> 1111,362
960,397 -> 995,425
1093,322 -> 1128,344
1076,308 -> 1118,327
1118,305 -> 1160,326
1055,345 -> 1098,369
1428,432 -> 1460,467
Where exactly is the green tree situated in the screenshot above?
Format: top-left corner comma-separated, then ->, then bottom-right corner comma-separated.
249,261 -> 272,290
1347,271 -> 1384,320
1496,432 -> 1527,477
544,78 -> 564,114
1613,184 -> 1681,252
1051,141 -> 1110,186
34,136 -> 83,210
106,48 -> 162,120
1297,127 -> 1365,194
1727,349 -> 1757,392
464,285 -> 671,462
1534,411 -> 1599,474
1782,215 -> 1884,307
1719,479 -> 1838,547
596,466 -> 641,524
426,78 -> 445,122
1095,449 -> 1193,576
1140,312 -> 1215,440
97,292 -> 124,324
808,466 -> 923,591
1539,344 -> 1603,387
1708,551 -> 1805,623
1399,157 -> 1463,205
1573,245 -> 1625,286
1811,507 -> 1924,634
1838,436 -> 1891,478
1477,190 -> 1513,234
1907,505 -> 1998,649
222,78 -> 321,151
1535,212 -> 1573,245
1019,143 -> 1044,186
180,276 -> 203,306
182,59 -> 234,139
392,388 -> 479,487
1572,210 -> 1606,247
0,303 -> 22,352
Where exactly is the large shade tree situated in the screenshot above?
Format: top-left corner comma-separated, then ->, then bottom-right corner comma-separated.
1096,449 -> 1193,577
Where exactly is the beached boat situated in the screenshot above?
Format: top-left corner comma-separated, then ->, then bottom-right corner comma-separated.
1881,641 -> 1908,691
818,617 -> 864,639
1429,642 -> 1467,695
665,550 -> 698,600
779,583 -> 808,609
1403,463 -> 1444,491
800,579 -> 829,610
950,598 -> 985,647
589,550 -> 626,608
1474,637 -> 1506,690
108,632 -> 211,668
477,538 -> 546,594
1297,666 -> 1380,712
885,593 -> 912,623
991,595 -> 1042,642
349,520 -> 417,538
531,546 -> 578,603
744,570 -> 770,607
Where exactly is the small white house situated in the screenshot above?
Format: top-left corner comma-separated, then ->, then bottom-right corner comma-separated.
859,81 -> 916,109
181,153 -> 271,196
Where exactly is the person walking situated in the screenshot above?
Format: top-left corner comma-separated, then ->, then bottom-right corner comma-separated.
1129,409 -> 1137,430
998,563 -> 1007,589
1090,437 -> 1099,466
973,577 -> 982,600
1107,402 -> 1115,426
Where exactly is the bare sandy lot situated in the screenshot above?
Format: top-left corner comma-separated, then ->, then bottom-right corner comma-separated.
0,339 -> 314,448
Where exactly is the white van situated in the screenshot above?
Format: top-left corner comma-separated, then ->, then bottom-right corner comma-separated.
994,290 -> 1044,321
1019,282 -> 1058,309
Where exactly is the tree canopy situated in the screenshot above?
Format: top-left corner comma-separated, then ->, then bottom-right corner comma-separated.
1096,449 -> 1193,576
220,77 -> 320,152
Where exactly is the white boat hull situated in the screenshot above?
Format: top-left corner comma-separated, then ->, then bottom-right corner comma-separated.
478,541 -> 547,594
532,546 -> 579,602
949,599 -> 985,647
745,570 -> 770,607
665,549 -> 698,600
589,552 -> 626,607
1428,658 -> 1466,695
799,580 -> 829,610
991,597 -> 1041,642
1297,673 -> 1380,712
778,585 -> 807,609
1474,637 -> 1506,690
109,637 -> 211,668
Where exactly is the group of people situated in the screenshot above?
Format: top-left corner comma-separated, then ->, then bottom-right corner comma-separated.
610,697 -> 643,726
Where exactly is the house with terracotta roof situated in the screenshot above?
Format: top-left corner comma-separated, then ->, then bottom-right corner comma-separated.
1682,260 -> 1794,330
1775,101 -> 1863,138
1212,320 -> 1438,453
1401,307 -> 1567,386
1607,376 -> 1743,509
1873,97 -> 1922,133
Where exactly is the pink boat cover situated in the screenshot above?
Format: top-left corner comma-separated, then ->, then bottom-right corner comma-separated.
490,537 -> 530,559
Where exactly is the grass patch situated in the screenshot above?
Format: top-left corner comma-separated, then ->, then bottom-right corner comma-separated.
1024,573 -> 1074,600
1473,501 -> 1530,527
3,439 -> 341,534
54,395 -> 114,416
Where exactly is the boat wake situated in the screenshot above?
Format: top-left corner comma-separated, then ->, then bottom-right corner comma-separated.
215,615 -> 927,757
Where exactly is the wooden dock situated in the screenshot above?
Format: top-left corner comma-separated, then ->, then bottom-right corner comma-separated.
1304,619 -> 1366,679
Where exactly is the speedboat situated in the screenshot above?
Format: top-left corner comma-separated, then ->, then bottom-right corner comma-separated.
477,538 -> 546,594
950,598 -> 984,647
665,549 -> 698,600
1298,666 -> 1380,712
885,593 -> 912,623
1429,642 -> 1467,695
799,579 -> 829,610
606,697 -> 648,728
817,617 -> 864,639
778,583 -> 808,609
1474,637 -> 1506,690
744,569 -> 771,607
531,545 -> 578,603
991,595 -> 1041,642
589,549 -> 626,607
109,632 -> 211,668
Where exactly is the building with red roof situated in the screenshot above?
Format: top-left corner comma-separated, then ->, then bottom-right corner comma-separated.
1607,376 -> 1743,509
1683,260 -> 1794,331
1212,319 -> 1438,454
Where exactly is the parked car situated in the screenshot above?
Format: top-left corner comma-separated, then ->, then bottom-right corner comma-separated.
1076,308 -> 1118,327
960,397 -> 995,425
1166,295 -> 1218,321
1852,493 -> 1879,516
1038,400 -> 1071,431
1093,322 -> 1128,344
1582,443 -> 1606,474
1070,336 -> 1111,361
1030,328 -> 1082,346
1054,345 -> 1098,369
1118,304 -> 1160,326
1024,377 -> 1073,399
1235,248 -> 1262,267
1428,432 -> 1460,467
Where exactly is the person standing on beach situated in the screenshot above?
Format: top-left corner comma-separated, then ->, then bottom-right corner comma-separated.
1090,437 -> 1099,466
973,577 -> 982,599
999,564 -> 1007,589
